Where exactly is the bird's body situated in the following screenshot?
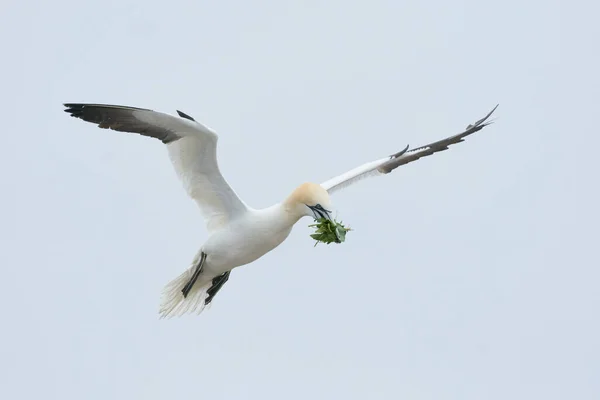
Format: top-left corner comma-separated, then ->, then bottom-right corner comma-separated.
160,203 -> 297,316
203,205 -> 295,272
64,102 -> 498,318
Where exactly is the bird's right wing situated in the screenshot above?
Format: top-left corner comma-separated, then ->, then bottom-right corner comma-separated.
64,103 -> 248,231
320,105 -> 498,194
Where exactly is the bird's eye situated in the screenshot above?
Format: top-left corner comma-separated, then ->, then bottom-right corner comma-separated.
315,204 -> 324,210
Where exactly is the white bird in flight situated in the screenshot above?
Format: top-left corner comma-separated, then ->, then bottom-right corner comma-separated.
64,102 -> 498,318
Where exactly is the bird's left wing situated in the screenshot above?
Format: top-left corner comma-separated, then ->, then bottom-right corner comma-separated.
320,105 -> 498,194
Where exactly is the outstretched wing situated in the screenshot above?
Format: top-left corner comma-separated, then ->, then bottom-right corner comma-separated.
64,103 -> 247,231
320,105 -> 498,194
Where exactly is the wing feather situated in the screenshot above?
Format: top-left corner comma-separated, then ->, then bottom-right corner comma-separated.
321,105 -> 498,194
64,103 -> 247,231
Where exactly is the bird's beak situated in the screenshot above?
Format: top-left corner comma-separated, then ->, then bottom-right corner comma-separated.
309,205 -> 332,221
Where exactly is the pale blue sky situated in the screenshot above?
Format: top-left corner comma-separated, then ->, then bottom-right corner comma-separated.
1,0 -> 599,399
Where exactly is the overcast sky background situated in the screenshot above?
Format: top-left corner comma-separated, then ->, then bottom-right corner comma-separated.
1,0 -> 599,399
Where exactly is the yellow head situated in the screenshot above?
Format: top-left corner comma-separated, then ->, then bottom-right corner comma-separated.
283,182 -> 334,221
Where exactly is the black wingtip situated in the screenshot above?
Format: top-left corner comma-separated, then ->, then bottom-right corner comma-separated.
176,110 -> 195,121
63,103 -> 85,117
465,104 -> 500,130
483,104 -> 499,121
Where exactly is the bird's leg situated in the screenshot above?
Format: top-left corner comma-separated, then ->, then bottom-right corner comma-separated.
181,251 -> 207,298
205,271 -> 231,305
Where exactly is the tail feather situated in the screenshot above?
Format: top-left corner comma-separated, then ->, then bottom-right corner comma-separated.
159,267 -> 211,319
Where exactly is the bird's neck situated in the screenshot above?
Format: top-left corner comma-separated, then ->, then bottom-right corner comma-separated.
272,202 -> 304,226
252,202 -> 305,231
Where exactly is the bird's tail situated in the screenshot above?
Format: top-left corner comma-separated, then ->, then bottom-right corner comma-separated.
158,265 -> 212,319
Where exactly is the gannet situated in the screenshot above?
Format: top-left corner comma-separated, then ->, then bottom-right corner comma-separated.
64,103 -> 498,318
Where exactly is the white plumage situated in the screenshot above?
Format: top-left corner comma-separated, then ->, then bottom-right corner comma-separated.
64,103 -> 498,318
